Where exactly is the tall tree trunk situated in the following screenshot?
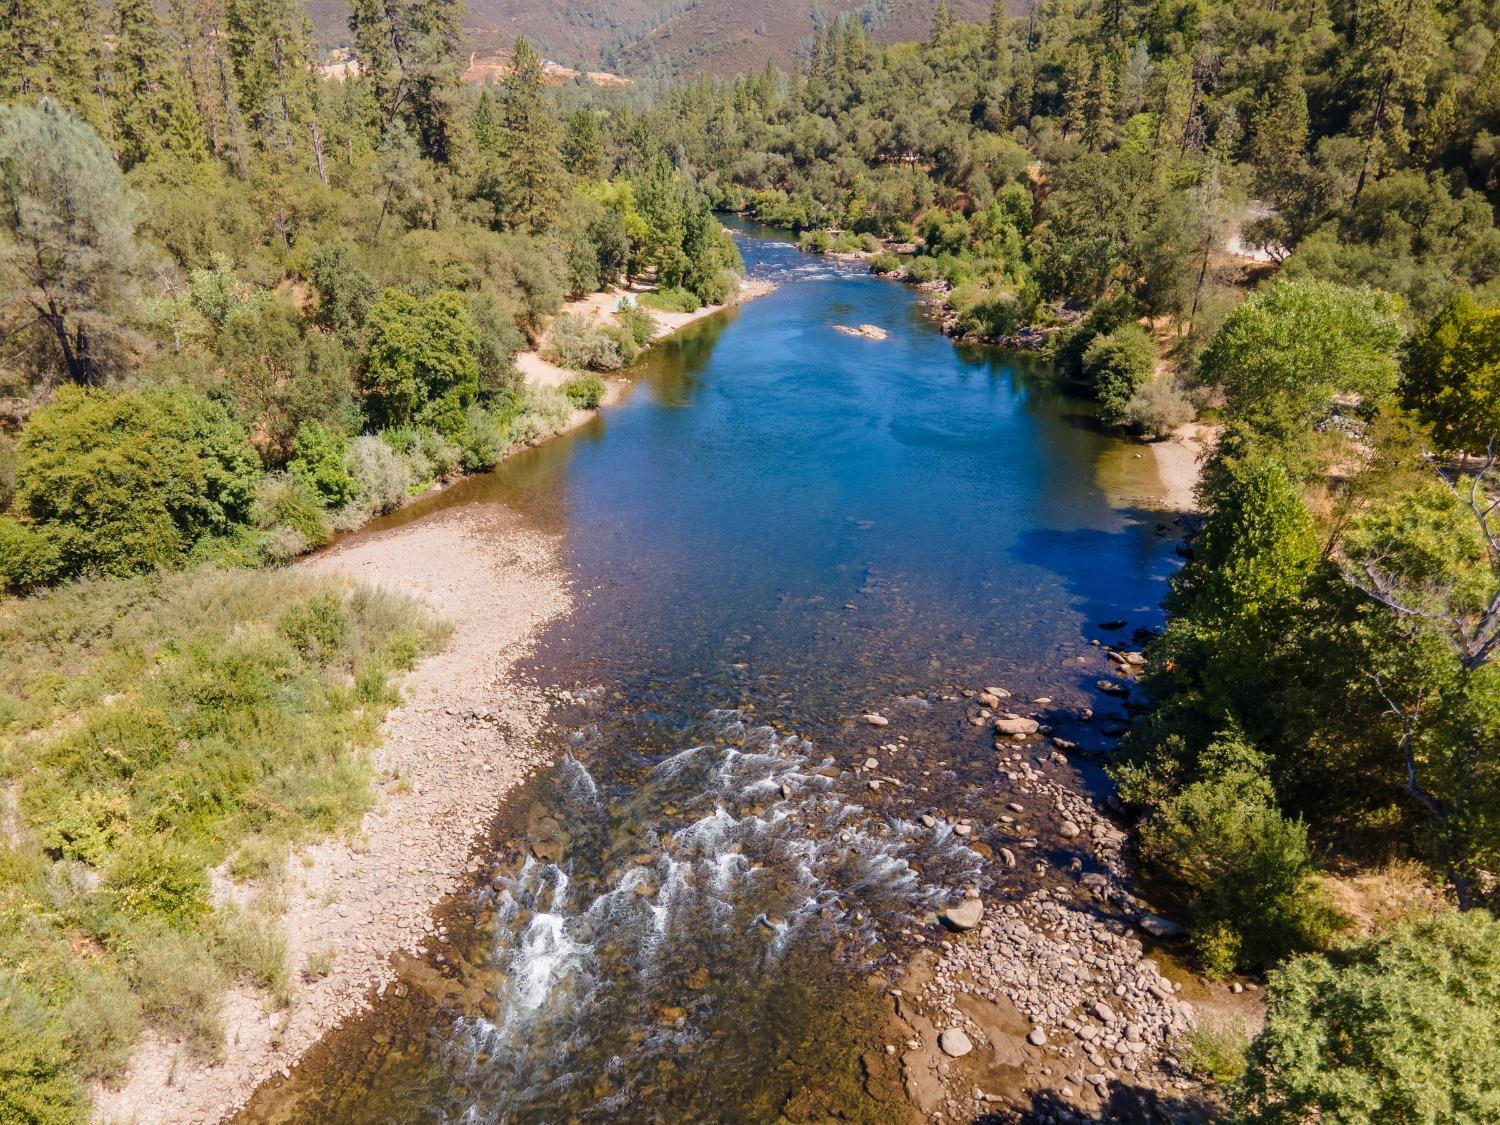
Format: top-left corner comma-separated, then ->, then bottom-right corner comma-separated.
309,120 -> 329,185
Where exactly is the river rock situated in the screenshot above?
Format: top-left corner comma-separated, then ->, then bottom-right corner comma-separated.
999,847 -> 1016,867
1091,1000 -> 1117,1024
1096,680 -> 1130,696
1059,821 -> 1081,839
984,686 -> 1012,699
939,899 -> 985,931
1027,1027 -> 1048,1046
862,713 -> 890,727
994,717 -> 1039,736
939,1028 -> 973,1057
1137,913 -> 1187,939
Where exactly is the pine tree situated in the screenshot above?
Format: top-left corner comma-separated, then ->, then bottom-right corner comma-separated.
0,100 -> 156,385
492,38 -> 566,232
932,0 -> 955,44
471,88 -> 499,153
112,0 -> 204,168
1348,0 -> 1437,201
348,0 -> 400,128
404,0 -> 463,163
1250,57 -> 1310,203
561,108 -> 604,179
1084,56 -> 1117,150
986,0 -> 1006,59
1414,85 -> 1456,166
1062,44 -> 1092,137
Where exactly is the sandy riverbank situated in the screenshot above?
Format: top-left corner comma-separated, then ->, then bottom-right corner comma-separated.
516,275 -> 777,390
1149,422 -> 1218,511
94,508 -> 571,1124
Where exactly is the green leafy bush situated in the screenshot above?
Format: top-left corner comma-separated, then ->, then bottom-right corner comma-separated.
1083,322 -> 1156,425
1139,735 -> 1342,975
0,568 -> 445,1108
542,313 -> 622,371
359,289 -> 481,436
340,434 -> 411,527
288,420 -> 355,507
7,386 -> 260,588
457,405 -> 505,471
564,373 -> 606,409
1233,911 -> 1500,1124
619,303 -> 656,348
641,286 -> 700,313
0,977 -> 87,1124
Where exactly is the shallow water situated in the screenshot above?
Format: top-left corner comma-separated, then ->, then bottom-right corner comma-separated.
240,222 -> 1185,1123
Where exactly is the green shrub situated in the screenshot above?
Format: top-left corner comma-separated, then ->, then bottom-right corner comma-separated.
212,906 -> 290,1005
10,386 -> 260,584
0,514 -> 63,593
1182,1016 -> 1251,1085
564,373 -> 605,409
121,921 -> 224,1053
1083,322 -> 1156,425
457,405 -> 505,471
104,835 -> 211,924
0,977 -> 87,1124
0,430 -> 15,509
542,313 -> 622,371
955,292 -> 1025,339
869,252 -> 902,275
1234,911 -> 1500,1124
340,434 -> 410,526
641,286 -> 700,313
1140,736 -> 1342,975
0,567 -> 446,1099
359,289 -> 481,437
510,385 -> 574,444
619,303 -> 657,348
288,421 -> 355,508
252,473 -> 330,559
59,970 -> 140,1081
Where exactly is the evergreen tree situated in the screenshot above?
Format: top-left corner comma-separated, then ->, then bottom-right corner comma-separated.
986,0 -> 1006,59
112,0 -> 204,168
348,0 -> 399,128
492,39 -> 566,233
1348,0 -> 1437,201
1249,56 -> 1310,204
561,108 -> 605,179
402,0 -> 463,163
0,100 -> 156,386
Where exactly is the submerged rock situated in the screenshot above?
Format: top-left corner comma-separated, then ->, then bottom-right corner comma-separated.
1137,914 -> 1186,939
862,712 -> 890,727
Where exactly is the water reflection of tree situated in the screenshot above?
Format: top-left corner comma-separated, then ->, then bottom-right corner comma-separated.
638,309 -> 737,407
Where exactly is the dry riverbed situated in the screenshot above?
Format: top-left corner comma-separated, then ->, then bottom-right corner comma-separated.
93,507 -> 571,1124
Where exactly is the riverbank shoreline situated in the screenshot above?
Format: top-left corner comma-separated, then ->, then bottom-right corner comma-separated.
90,272 -> 779,1124
1149,421 -> 1218,512
515,275 -> 778,391
93,508 -> 572,1125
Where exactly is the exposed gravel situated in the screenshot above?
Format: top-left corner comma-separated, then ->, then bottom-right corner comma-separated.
92,505 -> 570,1125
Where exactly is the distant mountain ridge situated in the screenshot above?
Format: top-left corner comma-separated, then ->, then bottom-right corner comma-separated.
301,0 -> 1001,76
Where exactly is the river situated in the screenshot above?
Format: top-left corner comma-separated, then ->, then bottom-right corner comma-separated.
238,221 -> 1187,1123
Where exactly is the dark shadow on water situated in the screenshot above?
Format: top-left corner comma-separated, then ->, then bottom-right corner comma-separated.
974,1083 -> 1223,1123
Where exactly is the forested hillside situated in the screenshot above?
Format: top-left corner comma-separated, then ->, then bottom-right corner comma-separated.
302,0 -> 998,76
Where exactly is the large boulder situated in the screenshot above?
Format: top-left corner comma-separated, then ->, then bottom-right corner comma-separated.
939,898 -> 985,931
